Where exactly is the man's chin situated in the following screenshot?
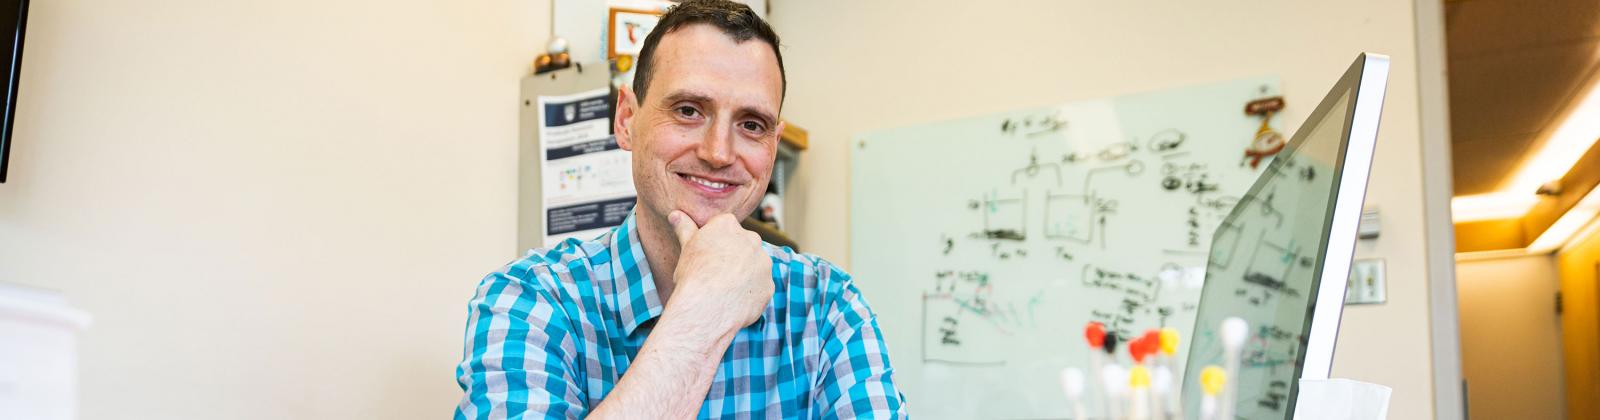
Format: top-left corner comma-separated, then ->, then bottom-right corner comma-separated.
675,205 -> 744,226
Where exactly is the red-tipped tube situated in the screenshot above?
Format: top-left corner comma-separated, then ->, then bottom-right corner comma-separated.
1085,322 -> 1107,349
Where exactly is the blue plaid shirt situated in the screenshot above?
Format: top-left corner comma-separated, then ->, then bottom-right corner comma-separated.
455,213 -> 907,419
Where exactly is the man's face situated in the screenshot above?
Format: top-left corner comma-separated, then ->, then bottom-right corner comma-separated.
617,24 -> 784,227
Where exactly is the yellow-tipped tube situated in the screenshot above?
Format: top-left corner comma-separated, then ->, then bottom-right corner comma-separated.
1199,365 -> 1226,420
1200,365 -> 1226,396
1159,327 -> 1180,356
1128,365 -> 1151,388
1128,365 -> 1153,419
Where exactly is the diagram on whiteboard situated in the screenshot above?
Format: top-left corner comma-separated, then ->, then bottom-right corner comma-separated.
919,120 -> 1240,368
851,78 -> 1284,419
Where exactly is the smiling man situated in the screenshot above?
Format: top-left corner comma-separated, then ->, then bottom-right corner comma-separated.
453,1 -> 907,418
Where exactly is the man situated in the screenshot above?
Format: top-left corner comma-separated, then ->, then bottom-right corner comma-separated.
453,1 -> 907,418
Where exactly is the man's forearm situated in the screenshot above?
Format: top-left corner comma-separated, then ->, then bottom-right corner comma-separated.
587,306 -> 735,419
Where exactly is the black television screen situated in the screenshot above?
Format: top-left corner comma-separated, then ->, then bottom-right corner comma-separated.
0,0 -> 27,183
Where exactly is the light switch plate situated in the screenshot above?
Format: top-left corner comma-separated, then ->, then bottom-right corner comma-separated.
1345,258 -> 1386,305
1357,209 -> 1381,239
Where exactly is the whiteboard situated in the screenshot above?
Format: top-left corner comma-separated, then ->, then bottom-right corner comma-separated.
850,78 -> 1280,419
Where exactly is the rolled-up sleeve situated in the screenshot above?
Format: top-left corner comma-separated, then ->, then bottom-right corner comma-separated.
813,267 -> 908,419
455,267 -> 586,420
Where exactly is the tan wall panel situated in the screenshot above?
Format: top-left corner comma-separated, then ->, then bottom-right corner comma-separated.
1558,230 -> 1600,420
1457,218 -> 1528,252
1456,254 -> 1566,420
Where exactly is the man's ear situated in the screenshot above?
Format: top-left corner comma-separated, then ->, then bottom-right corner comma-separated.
614,85 -> 638,151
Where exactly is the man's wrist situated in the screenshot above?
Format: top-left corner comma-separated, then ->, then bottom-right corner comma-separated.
656,292 -> 740,356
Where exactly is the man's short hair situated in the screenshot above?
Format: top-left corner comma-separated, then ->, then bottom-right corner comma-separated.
631,0 -> 785,103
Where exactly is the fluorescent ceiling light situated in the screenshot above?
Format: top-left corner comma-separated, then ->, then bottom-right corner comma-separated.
1507,71 -> 1600,195
1560,212 -> 1600,254
1528,184 -> 1600,253
1451,192 -> 1539,222
1451,65 -> 1600,223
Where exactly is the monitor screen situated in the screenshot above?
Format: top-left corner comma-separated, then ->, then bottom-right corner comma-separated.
0,0 -> 28,183
1180,54 -> 1387,419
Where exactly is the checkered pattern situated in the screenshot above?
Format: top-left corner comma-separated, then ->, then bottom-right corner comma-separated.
454,213 -> 907,419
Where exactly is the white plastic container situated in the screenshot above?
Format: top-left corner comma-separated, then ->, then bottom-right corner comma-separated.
0,284 -> 91,420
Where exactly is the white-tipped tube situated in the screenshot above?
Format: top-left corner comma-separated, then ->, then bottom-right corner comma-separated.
1219,317 -> 1249,420
1221,317 -> 1249,350
1151,365 -> 1173,419
1089,350 -> 1109,417
1102,364 -> 1128,420
1061,367 -> 1086,420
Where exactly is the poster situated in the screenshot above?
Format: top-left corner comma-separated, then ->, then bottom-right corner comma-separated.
538,88 -> 636,247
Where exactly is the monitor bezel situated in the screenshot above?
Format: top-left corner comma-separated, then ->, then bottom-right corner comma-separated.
1297,53 -> 1389,383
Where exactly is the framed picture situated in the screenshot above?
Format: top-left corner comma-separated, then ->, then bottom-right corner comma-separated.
608,7 -> 663,59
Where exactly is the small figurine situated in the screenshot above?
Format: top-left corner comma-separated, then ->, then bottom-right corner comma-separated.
534,37 -> 572,75
1243,94 -> 1286,169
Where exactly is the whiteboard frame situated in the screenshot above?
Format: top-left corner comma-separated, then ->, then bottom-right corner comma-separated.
1299,53 -> 1390,381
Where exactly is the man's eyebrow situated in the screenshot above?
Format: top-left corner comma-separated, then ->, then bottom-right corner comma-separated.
736,105 -> 778,127
658,90 -> 713,107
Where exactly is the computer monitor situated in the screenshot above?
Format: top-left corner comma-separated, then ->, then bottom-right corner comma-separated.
1180,53 -> 1389,419
0,0 -> 29,183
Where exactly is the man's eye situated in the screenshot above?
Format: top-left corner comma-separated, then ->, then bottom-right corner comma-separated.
676,106 -> 700,118
740,121 -> 765,132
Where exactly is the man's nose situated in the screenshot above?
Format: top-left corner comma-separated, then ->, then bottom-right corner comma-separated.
696,122 -> 736,168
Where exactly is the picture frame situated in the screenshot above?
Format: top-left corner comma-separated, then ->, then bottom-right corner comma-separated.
608,7 -> 664,59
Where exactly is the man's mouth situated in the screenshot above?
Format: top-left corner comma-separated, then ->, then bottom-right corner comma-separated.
677,172 -> 740,195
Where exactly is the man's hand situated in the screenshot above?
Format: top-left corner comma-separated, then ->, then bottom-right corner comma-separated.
665,211 -> 774,333
587,212 -> 774,420
589,211 -> 773,418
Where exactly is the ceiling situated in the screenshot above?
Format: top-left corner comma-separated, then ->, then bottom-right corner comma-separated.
1446,0 -> 1600,196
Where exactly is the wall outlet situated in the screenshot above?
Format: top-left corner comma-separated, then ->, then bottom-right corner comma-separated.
1345,258 -> 1386,305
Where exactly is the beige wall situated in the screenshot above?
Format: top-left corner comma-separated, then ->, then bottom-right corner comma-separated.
769,1 -> 1439,418
1557,229 -> 1600,420
0,0 -> 546,418
1455,254 -> 1565,419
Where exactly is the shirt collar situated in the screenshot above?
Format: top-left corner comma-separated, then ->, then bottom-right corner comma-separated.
610,211 -> 664,336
